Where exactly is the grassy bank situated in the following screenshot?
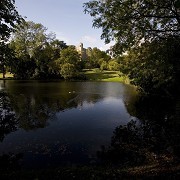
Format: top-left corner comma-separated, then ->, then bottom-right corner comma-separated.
0,72 -> 13,80
0,70 -> 129,83
82,69 -> 129,83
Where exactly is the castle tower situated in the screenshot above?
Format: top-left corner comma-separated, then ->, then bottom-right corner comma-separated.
76,43 -> 87,61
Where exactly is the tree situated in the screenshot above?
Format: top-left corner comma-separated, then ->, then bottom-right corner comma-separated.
56,46 -> 81,79
0,0 -> 22,78
0,43 -> 15,78
0,0 -> 22,41
9,21 -> 47,78
60,63 -> 78,79
84,0 -> 180,53
120,37 -> 180,95
85,47 -> 111,68
108,60 -> 120,71
84,0 -> 180,94
9,21 -> 66,79
59,46 -> 80,65
100,60 -> 108,70
10,21 -> 48,58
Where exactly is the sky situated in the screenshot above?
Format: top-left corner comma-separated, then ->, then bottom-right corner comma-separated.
15,0 -> 114,51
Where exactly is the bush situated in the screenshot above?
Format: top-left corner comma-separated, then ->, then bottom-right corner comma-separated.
60,63 -> 78,79
108,60 -> 120,71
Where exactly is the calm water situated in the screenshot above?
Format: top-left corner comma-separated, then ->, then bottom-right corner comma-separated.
0,80 -> 179,169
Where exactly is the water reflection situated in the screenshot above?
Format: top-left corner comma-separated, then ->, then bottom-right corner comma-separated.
0,81 -> 137,168
0,91 -> 18,141
1,80 -> 179,171
0,153 -> 23,171
98,95 -> 180,167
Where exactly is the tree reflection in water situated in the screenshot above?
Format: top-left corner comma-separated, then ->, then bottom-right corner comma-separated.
0,91 -> 23,172
0,90 -> 18,141
98,95 -> 180,167
0,153 -> 23,171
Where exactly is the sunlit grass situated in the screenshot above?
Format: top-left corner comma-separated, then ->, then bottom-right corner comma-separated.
0,70 -> 129,83
82,69 -> 129,83
0,72 -> 14,79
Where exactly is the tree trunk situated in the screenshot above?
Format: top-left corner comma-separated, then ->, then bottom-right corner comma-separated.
2,63 -> 5,79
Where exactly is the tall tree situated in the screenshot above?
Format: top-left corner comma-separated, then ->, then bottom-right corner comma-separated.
84,0 -> 180,53
0,0 -> 22,41
0,0 -> 22,78
58,46 -> 81,79
10,21 -> 48,58
85,47 -> 111,68
10,21 -> 62,79
120,36 -> 180,95
0,43 -> 13,78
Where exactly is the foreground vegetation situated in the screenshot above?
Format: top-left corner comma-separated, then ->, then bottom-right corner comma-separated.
1,163 -> 180,179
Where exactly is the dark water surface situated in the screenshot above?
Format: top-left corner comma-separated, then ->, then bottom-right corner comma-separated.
0,81 -> 138,168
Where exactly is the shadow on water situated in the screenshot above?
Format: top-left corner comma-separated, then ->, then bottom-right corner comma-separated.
97,95 -> 180,169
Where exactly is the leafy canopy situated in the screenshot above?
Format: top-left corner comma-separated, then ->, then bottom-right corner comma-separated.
9,20 -> 67,79
0,0 -> 22,41
120,36 -> 180,94
84,0 -> 180,53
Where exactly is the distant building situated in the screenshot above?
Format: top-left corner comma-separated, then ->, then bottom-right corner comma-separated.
76,43 -> 112,60
76,43 -> 87,61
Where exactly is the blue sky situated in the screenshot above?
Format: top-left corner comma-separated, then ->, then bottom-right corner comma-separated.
15,0 -> 114,50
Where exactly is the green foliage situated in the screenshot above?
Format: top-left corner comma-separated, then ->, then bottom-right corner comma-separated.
85,47 -> 111,68
84,0 -> 180,54
9,21 -> 67,79
10,21 -> 48,58
84,0 -> 180,95
0,42 -> 16,78
57,46 -> 81,79
0,0 -> 22,41
108,60 -> 120,71
0,0 -> 22,78
120,37 -> 180,95
100,60 -> 108,70
59,46 -> 80,65
60,63 -> 77,79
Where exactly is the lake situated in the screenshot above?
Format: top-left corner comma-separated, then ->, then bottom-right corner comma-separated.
0,81 -> 138,168
0,80 -> 179,170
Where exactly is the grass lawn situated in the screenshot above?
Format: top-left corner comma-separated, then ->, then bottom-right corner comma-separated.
0,72 -> 14,79
82,69 -> 129,83
0,70 -> 129,83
